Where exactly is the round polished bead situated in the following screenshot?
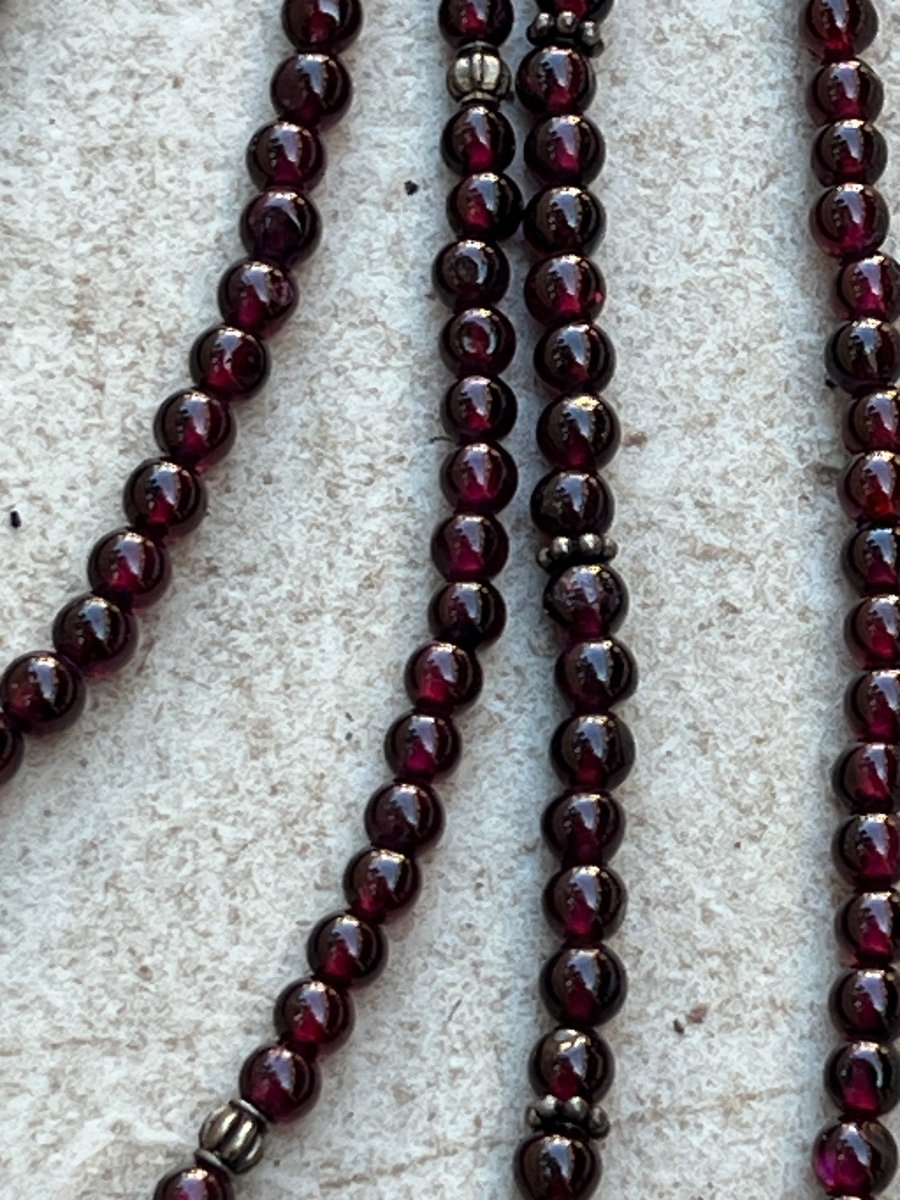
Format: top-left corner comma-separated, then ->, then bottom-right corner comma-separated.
517,46 -> 595,115
811,1118 -> 896,1196
274,977 -> 353,1055
405,641 -> 483,710
811,185 -> 889,259
153,390 -> 235,472
525,256 -> 605,324
438,0 -> 513,46
218,259 -> 297,338
845,596 -> 900,666
441,376 -> 517,441
384,710 -> 460,779
846,670 -> 900,740
555,639 -> 637,712
431,512 -> 509,579
515,1132 -> 600,1200
830,968 -> 900,1039
837,259 -> 900,326
542,791 -> 625,865
540,943 -> 627,1026
239,1042 -> 319,1124
537,393 -> 620,470
837,891 -> 900,963
153,1162 -> 233,1200
441,442 -> 517,513
428,579 -> 506,647
87,528 -> 171,610
834,814 -> 900,886
834,743 -> 900,812
543,864 -> 626,943
0,716 -> 23,786
826,1041 -> 900,1116
544,563 -> 628,636
344,847 -> 420,923
525,115 -> 604,185
246,120 -> 326,190
841,453 -> 900,521
307,911 -> 386,988
844,526 -> 900,593
531,470 -> 613,537
523,186 -> 605,255
189,326 -> 269,400
0,652 -> 85,736
844,390 -> 900,451
123,459 -> 206,539
529,1026 -> 614,1102
271,53 -> 351,128
534,322 -> 615,393
813,120 -> 887,185
364,781 -> 444,853
441,105 -> 515,174
240,189 -> 321,268
52,593 -> 136,678
447,172 -> 523,241
827,320 -> 900,393
808,59 -> 884,123
440,307 -> 515,376
800,0 -> 878,61
433,241 -> 511,310
550,712 -> 635,789
282,0 -> 362,50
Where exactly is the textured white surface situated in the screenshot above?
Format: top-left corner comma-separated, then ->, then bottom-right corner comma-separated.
0,0 -> 896,1196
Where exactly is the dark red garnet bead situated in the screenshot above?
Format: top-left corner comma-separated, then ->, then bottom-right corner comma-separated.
431,512 -> 509,580
544,563 -> 628,636
841,452 -> 900,521
550,712 -> 635,789
811,184 -> 889,259
52,593 -> 136,678
307,911 -> 386,988
438,0 -> 513,46
827,320 -> 900,393
808,58 -> 884,124
844,526 -> 900,594
405,640 -> 482,711
837,891 -> 900,964
240,189 -> 321,268
529,1026 -> 614,1102
813,120 -> 887,185
834,815 -> 900,886
830,968 -> 900,1039
525,114 -> 604,185
515,1132 -> 600,1200
153,1162 -> 233,1200
282,0 -> 362,51
384,709 -> 460,779
271,53 -> 351,128
441,105 -> 515,174
433,241 -> 511,310
845,595 -> 900,667
123,459 -> 206,539
517,46 -> 596,115
364,781 -> 444,853
440,307 -> 515,376
540,942 -> 627,1026
87,528 -> 171,610
441,376 -> 517,441
555,639 -> 637,712
153,390 -> 235,472
538,393 -> 620,470
189,325 -> 269,400
274,977 -> 353,1055
428,579 -> 506,647
531,470 -> 613,537
836,258 -> 900,324
825,1041 -> 900,1117
543,864 -> 627,943
246,120 -> 326,191
523,186 -> 605,255
833,743 -> 900,812
811,1118 -> 897,1196
441,442 -> 517,514
535,322 -> 615,392
0,652 -> 85,737
542,791 -> 625,866
218,259 -> 298,338
447,172 -> 523,242
846,670 -> 900,741
0,717 -> 23,786
525,255 -> 605,324
844,390 -> 900,451
800,0 -> 878,61
344,847 -> 420,924
239,1042 -> 319,1124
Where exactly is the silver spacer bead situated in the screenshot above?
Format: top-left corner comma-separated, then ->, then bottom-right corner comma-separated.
526,11 -> 557,45
556,10 -> 578,36
526,12 -> 605,55
447,42 -> 512,104
577,20 -> 605,56
198,1099 -> 268,1176
537,532 -> 618,573
526,1095 -> 611,1141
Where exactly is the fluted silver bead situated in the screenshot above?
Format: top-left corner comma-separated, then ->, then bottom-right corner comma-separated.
447,42 -> 512,104
537,532 -> 617,572
198,1099 -> 267,1175
526,1094 -> 611,1140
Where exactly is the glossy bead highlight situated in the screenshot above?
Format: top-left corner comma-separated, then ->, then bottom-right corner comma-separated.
52,593 -> 136,678
87,527 -> 171,610
306,911 -> 386,988
274,977 -> 354,1055
239,1042 -> 319,1124
123,459 -> 206,539
0,651 -> 85,736
153,390 -> 235,472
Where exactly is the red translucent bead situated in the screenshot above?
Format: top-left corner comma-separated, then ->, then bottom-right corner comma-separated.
1,652 -> 85,737
87,528 -> 171,610
525,255 -> 605,325
441,441 -> 517,513
428,580 -> 506,647
542,791 -> 625,866
384,709 -> 460,779
531,470 -> 613,537
441,376 -> 517,441
239,1042 -> 319,1124
544,563 -> 628,636
834,814 -> 900,886
123,459 -> 206,539
517,46 -> 595,115
535,322 -> 614,392
404,641 -> 483,710
524,186 -> 605,255
344,847 -> 420,923
447,172 -> 523,242
440,307 -> 515,376
800,0 -> 878,61
811,1118 -> 896,1196
246,120 -> 326,190
833,743 -> 900,812
433,241 -> 511,310
846,670 -> 900,740
550,712 -> 635,789
830,968 -> 900,1039
841,452 -> 900,520
52,593 -> 136,678
515,1133 -> 600,1200
837,891 -> 900,963
845,595 -> 900,666
811,185 -> 889,259
543,864 -> 626,943
844,390 -> 900,451
153,390 -> 235,472
844,526 -> 900,593
240,189 -> 321,268
540,942 -> 627,1025
274,977 -> 353,1055
307,911 -> 386,988
555,638 -> 637,712
537,393 -> 620,470
282,0 -> 362,50
837,259 -> 900,326
153,1162 -> 233,1200
441,105 -> 515,174
271,53 -> 351,128
0,716 -> 23,786
813,120 -> 887,185
438,0 -> 513,46
827,320 -> 900,393
525,115 -> 604,185
431,512 -> 509,579
826,1041 -> 900,1116
529,1026 -> 614,1102
808,59 -> 884,124
218,259 -> 298,338
189,325 -> 269,400
364,781 -> 444,853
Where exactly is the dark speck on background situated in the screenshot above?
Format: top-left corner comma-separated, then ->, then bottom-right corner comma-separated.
9,509 -> 21,529
404,180 -> 420,195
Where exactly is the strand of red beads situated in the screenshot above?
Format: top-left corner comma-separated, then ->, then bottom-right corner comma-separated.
803,2 -> 900,1197
150,2 -> 523,1197
0,1 -> 359,790
511,3 -> 634,1198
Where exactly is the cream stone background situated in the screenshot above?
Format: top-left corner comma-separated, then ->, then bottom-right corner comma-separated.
0,0 -> 892,1196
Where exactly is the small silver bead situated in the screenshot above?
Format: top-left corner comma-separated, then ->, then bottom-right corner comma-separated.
578,532 -> 617,562
536,535 -> 576,572
526,1094 -> 611,1142
198,1099 -> 267,1175
447,43 -> 512,103
577,20 -> 605,55
557,10 -> 578,35
586,1104 -> 611,1140
526,12 -> 557,45
537,533 -> 617,572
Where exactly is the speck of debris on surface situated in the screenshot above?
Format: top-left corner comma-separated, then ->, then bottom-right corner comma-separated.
404,180 -> 420,195
687,1003 -> 709,1025
673,1018 -> 685,1034
9,509 -> 21,529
